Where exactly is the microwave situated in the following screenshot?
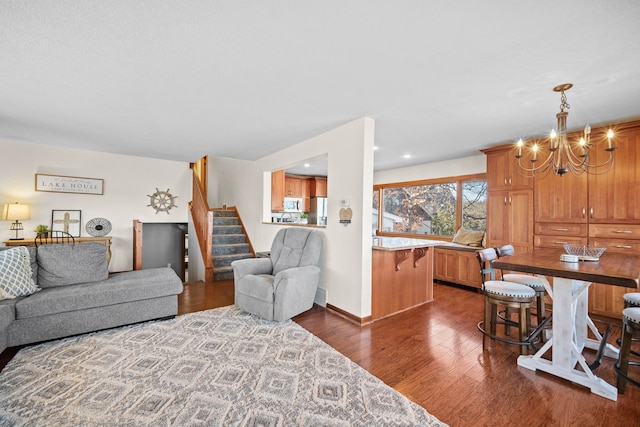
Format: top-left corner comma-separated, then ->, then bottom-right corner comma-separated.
284,197 -> 303,212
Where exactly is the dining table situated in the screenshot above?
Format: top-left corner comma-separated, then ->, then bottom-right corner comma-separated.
492,247 -> 640,401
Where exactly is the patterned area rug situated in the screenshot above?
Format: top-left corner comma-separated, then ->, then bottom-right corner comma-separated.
0,306 -> 447,426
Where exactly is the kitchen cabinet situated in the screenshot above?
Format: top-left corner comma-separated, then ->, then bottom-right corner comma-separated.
486,187 -> 533,255
535,171 -> 587,224
587,123 -> 640,223
588,224 -> 640,318
285,176 -> 303,198
433,246 -> 482,289
271,170 -> 285,211
483,146 -> 534,255
272,172 -> 326,213
302,178 -> 310,212
311,177 -> 327,197
485,147 -> 532,191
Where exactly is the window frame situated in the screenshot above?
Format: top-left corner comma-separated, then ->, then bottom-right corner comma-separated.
373,173 -> 486,241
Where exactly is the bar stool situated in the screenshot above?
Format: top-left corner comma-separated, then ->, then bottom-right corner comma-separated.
495,245 -> 550,330
614,307 -> 640,393
476,248 -> 536,355
618,293 -> 640,357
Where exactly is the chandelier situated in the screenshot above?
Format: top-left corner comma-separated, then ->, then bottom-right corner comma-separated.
515,83 -> 616,177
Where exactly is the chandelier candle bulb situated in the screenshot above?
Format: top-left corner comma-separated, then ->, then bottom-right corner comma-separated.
516,139 -> 523,157
607,129 -> 614,150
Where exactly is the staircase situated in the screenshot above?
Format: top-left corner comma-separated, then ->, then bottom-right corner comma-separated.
212,209 -> 254,281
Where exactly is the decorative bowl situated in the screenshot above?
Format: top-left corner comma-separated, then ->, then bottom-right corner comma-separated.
563,243 -> 606,261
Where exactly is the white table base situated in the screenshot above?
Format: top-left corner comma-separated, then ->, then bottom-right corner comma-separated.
517,276 -> 619,401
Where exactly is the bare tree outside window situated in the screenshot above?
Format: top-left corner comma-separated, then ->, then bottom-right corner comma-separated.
462,180 -> 487,231
374,177 -> 486,237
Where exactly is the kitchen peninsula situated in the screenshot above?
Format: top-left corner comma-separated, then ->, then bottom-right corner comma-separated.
372,237 -> 445,320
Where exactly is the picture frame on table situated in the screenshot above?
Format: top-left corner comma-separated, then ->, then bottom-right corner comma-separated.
51,210 -> 82,237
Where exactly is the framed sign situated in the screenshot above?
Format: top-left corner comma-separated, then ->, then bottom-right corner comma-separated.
51,210 -> 82,237
35,174 -> 104,195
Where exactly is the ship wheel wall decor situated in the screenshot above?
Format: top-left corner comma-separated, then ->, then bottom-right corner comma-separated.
147,188 -> 178,214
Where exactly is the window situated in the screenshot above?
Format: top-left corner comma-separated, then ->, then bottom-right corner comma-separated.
373,174 -> 486,238
461,180 -> 487,232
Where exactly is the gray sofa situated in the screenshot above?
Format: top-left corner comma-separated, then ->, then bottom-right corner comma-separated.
0,243 -> 183,353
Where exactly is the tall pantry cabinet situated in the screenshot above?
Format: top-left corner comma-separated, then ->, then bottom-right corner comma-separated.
483,146 -> 534,255
484,120 -> 640,319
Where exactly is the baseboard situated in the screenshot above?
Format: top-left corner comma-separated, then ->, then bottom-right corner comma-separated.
326,304 -> 372,326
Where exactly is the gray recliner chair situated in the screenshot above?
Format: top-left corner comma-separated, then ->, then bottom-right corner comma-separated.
231,227 -> 323,322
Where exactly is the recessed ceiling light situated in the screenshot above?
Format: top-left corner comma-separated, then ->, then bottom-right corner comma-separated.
373,146 -> 379,151
403,154 -> 412,159
304,163 -> 310,167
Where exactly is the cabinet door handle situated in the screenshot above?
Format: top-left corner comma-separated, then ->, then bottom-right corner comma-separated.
504,178 -> 507,186
611,230 -> 632,234
613,245 -> 633,249
582,208 -> 586,218
504,196 -> 507,205
590,207 -> 594,218
552,228 -> 569,232
508,177 -> 512,186
508,196 -> 512,205
552,241 -> 568,244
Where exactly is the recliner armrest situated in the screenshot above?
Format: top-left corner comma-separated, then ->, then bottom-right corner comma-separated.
274,265 -> 321,282
231,257 -> 273,280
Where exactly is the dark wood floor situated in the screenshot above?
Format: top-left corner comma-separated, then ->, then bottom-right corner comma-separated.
2,280 -> 638,425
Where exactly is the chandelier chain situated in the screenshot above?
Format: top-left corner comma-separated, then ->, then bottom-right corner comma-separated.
559,91 -> 570,113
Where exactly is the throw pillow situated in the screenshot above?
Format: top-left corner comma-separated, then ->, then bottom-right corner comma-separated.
0,287 -> 16,301
0,246 -> 37,285
37,243 -> 108,288
0,246 -> 41,297
451,227 -> 485,247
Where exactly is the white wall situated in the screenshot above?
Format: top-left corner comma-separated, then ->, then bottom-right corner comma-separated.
0,140 -> 191,272
208,118 -> 375,318
374,154 -> 486,184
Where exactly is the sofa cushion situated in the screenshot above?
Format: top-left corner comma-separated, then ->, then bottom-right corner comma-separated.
0,302 -> 15,330
0,246 -> 40,297
15,267 -> 183,319
37,243 -> 108,288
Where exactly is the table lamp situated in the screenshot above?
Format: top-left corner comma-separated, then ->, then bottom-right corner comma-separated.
2,202 -> 30,240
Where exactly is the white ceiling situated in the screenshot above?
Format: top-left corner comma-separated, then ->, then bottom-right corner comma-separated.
2,1 -> 640,172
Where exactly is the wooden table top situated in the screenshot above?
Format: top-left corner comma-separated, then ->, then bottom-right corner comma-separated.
493,248 -> 640,289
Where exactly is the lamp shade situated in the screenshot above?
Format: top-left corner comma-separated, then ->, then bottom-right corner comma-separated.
1,203 -> 30,221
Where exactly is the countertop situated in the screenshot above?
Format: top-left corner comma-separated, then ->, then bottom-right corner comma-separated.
372,236 -> 449,251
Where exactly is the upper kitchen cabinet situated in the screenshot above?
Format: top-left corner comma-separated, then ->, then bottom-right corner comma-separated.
485,146 -> 532,191
588,122 -> 640,223
535,170 -> 587,223
310,177 -> 327,197
285,176 -> 303,198
271,170 -> 285,212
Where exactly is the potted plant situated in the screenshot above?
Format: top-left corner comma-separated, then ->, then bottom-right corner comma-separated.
34,224 -> 50,237
299,213 -> 308,224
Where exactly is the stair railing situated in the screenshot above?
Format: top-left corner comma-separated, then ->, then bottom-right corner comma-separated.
189,169 -> 214,282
